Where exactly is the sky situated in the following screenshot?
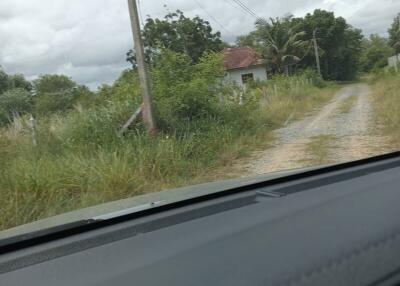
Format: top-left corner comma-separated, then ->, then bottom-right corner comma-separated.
0,0 -> 399,89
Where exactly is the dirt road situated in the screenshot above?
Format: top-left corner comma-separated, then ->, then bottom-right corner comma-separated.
244,83 -> 392,176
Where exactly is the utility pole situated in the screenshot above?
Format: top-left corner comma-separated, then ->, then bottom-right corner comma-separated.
313,29 -> 322,78
127,0 -> 156,134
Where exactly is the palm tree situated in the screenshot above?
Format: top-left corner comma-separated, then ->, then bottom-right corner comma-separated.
255,17 -> 309,75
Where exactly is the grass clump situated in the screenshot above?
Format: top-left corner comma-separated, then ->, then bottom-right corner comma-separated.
303,135 -> 337,165
338,95 -> 357,114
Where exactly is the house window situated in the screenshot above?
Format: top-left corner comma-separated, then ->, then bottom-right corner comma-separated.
241,73 -> 254,84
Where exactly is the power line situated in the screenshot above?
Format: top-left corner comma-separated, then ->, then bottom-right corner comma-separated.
222,0 -> 254,18
230,0 -> 259,19
237,0 -> 259,17
232,0 -> 256,17
192,0 -> 233,36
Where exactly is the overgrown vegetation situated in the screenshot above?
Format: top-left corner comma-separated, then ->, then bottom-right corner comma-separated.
360,35 -> 394,73
388,13 -> 400,54
6,7 -> 385,230
0,52 -> 336,229
238,10 -> 363,80
126,10 -> 226,67
370,72 -> 400,146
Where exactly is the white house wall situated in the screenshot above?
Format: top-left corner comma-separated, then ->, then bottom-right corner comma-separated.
388,54 -> 400,70
226,66 -> 267,86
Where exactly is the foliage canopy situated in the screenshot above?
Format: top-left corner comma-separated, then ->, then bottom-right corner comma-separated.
127,10 -> 225,67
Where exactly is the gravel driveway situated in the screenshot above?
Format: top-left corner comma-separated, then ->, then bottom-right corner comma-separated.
245,83 -> 391,176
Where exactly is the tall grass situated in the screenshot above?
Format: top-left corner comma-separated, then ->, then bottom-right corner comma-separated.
0,75 -> 336,230
370,72 -> 400,146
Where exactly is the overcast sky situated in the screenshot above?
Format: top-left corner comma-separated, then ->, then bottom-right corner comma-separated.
0,0 -> 399,89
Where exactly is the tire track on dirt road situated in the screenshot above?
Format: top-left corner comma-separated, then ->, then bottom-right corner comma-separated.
244,83 -> 391,176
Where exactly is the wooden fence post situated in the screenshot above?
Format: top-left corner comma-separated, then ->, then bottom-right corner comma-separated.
28,115 -> 37,146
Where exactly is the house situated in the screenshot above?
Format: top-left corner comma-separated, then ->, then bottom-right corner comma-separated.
223,47 -> 267,86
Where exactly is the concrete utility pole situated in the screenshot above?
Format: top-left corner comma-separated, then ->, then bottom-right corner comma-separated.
127,0 -> 156,134
313,29 -> 322,78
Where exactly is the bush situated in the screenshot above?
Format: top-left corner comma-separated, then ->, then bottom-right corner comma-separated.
0,69 -> 10,95
298,68 -> 327,88
8,74 -> 32,91
152,50 -> 225,130
33,75 -> 78,115
0,88 -> 33,126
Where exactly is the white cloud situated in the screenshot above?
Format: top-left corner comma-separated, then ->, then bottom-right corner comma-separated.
0,0 -> 399,89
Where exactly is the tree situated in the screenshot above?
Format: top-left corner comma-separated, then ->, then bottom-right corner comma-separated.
0,88 -> 32,126
0,68 -> 10,95
294,10 -> 363,80
127,10 -> 224,66
0,68 -> 32,95
236,31 -> 261,50
74,85 -> 98,108
252,16 -> 309,75
33,75 -> 78,115
152,49 -> 225,128
360,34 -> 393,72
389,13 -> 400,54
237,11 -> 364,80
9,74 -> 32,91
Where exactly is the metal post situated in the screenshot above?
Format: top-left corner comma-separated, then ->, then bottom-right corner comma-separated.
127,0 -> 156,134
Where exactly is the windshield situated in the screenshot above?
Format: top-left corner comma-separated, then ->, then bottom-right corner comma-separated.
0,0 -> 399,236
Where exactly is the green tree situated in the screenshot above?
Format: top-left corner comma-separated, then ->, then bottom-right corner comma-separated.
0,68 -> 10,95
360,34 -> 393,72
253,17 -> 308,74
152,49 -> 225,128
9,74 -> 32,91
0,88 -> 32,125
236,31 -> 261,49
127,10 -> 224,66
0,69 -> 32,95
294,10 -> 363,80
389,13 -> 400,54
74,85 -> 99,108
33,75 -> 78,115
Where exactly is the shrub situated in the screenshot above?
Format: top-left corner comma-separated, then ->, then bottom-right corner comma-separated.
152,50 -> 225,130
0,88 -> 33,126
33,75 -> 78,115
298,68 -> 327,88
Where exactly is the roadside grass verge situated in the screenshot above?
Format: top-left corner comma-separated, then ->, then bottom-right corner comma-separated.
0,77 -> 337,230
369,73 -> 400,147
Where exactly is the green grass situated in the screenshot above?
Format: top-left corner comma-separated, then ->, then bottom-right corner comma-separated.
338,95 -> 357,114
302,135 -> 337,166
0,77 -> 338,231
370,73 -> 400,147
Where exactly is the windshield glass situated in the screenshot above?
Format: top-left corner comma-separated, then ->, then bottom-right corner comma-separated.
0,0 -> 399,236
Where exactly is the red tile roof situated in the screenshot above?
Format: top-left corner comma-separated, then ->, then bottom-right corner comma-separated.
222,47 -> 265,70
